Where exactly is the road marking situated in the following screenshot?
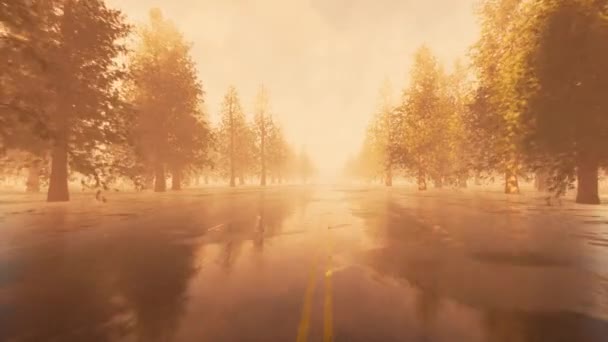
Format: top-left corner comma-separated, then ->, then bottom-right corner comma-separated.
327,223 -> 351,230
296,229 -> 335,342
323,238 -> 334,342
207,223 -> 225,232
323,262 -> 334,342
296,254 -> 320,342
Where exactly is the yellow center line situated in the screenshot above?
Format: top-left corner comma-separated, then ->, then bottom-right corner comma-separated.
296,228 -> 336,342
323,263 -> 334,342
323,239 -> 334,342
296,253 -> 320,342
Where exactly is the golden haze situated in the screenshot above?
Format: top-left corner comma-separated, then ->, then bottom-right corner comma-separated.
108,0 -> 479,181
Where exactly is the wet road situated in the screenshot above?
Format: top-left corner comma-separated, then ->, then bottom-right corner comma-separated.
1,186 -> 608,341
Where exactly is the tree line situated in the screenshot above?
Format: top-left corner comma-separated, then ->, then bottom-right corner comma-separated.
346,0 -> 608,204
0,2 -> 316,202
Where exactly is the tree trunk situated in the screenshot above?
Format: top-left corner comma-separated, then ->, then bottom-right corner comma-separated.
229,100 -> 236,187
261,168 -> 267,186
535,170 -> 548,192
204,174 -> 209,185
458,175 -> 468,188
417,169 -> 427,191
47,143 -> 69,202
504,169 -> 519,194
433,177 -> 443,189
230,167 -> 236,187
26,161 -> 41,193
238,174 -> 244,185
385,165 -> 393,187
145,170 -> 154,190
171,166 -> 182,191
474,174 -> 482,186
230,170 -> 236,188
576,157 -> 600,204
261,123 -> 266,186
154,162 -> 166,192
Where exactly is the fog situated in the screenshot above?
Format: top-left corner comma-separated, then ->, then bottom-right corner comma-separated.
108,0 -> 479,180
3,1 -> 608,340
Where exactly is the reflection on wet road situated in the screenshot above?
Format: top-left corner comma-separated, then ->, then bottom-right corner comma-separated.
0,186 -> 608,341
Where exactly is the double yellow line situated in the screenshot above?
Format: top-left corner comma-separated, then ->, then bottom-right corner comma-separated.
296,240 -> 334,342
323,263 -> 333,342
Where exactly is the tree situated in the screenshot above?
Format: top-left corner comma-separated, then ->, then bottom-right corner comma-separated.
235,122 -> 256,185
0,0 -> 58,150
167,106 -> 211,191
2,0 -> 130,198
470,0 -> 524,194
399,46 -> 446,190
444,60 -> 474,188
266,123 -> 291,183
14,0 -> 132,202
297,148 -> 316,183
354,131 -> 384,183
367,79 -> 402,186
0,150 -> 49,192
129,8 -> 208,192
426,66 -> 453,188
218,86 -> 247,187
253,85 -> 272,186
516,0 -> 608,203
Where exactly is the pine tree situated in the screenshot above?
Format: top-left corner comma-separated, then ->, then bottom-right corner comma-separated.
218,86 -> 247,187
444,60 -> 473,188
253,85 -> 273,186
2,1 -> 132,200
24,0 -> 132,202
399,46 -> 444,191
470,0 -> 524,194
356,131 -> 384,183
0,0 -> 59,148
297,148 -> 315,184
235,123 -> 256,185
129,8 -> 208,192
267,123 -> 291,183
368,79 -> 401,186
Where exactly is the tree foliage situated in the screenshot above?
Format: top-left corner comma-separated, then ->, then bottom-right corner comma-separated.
217,86 -> 250,186
516,0 -> 608,202
129,8 -> 209,192
1,0 -> 133,201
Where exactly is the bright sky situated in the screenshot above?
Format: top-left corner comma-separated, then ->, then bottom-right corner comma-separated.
108,0 -> 480,181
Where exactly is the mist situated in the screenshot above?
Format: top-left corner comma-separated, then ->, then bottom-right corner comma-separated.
109,0 -> 479,180
2,1 -> 608,342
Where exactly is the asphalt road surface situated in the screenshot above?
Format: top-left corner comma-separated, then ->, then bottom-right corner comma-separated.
1,186 -> 608,341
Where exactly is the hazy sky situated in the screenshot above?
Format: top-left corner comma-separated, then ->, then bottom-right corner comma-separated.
108,0 -> 480,180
